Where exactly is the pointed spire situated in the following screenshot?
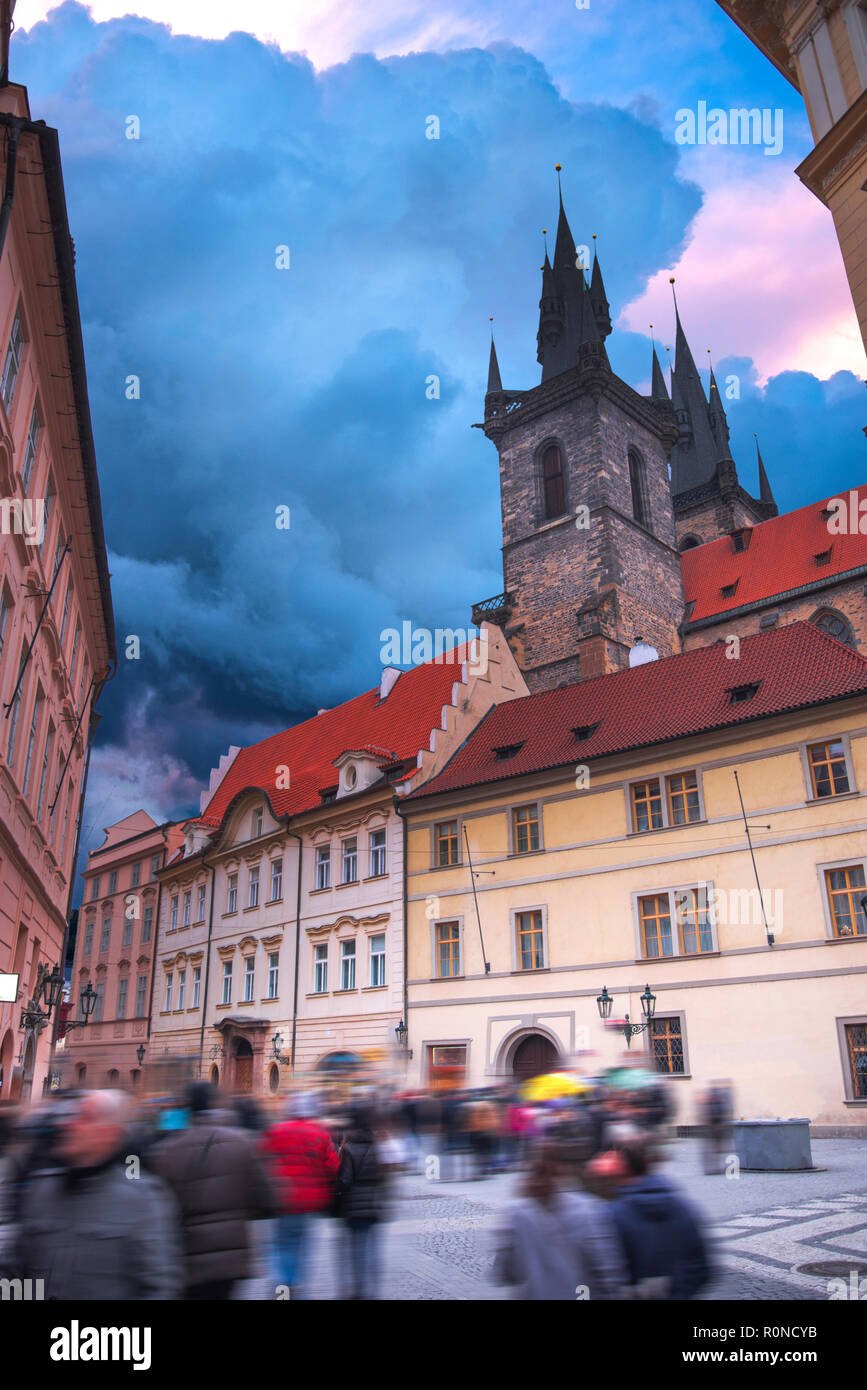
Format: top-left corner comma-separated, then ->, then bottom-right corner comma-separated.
487,319 -> 502,394
755,434 -> 776,507
707,362 -> 730,451
589,235 -> 612,339
650,330 -> 669,401
538,165 -> 606,381
669,279 -> 723,496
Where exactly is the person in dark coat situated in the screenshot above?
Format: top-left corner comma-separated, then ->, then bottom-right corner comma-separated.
609,1136 -> 711,1299
335,1104 -> 390,1299
6,1089 -> 181,1300
151,1081 -> 276,1300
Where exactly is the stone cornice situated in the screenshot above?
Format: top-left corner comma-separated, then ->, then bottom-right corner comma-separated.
796,88 -> 867,203
482,363 -> 679,447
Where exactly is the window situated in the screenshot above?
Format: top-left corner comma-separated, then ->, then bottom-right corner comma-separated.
59,580 -> 73,648
845,1024 -> 867,1099
315,845 -> 331,890
631,772 -> 701,832
650,1017 -> 685,1075
20,404 -> 40,491
369,828 -> 386,878
169,896 -> 178,931
5,648 -> 26,767
267,952 -> 279,998
100,918 -> 111,953
90,876 -> 100,901
314,944 -> 328,993
196,884 -> 206,921
130,861 -> 141,888
542,443 -> 566,520
248,866 -> 259,908
36,720 -> 55,821
369,933 -> 386,987
21,687 -> 42,797
226,873 -> 237,913
826,866 -> 867,938
252,806 -> 264,838
116,977 -> 128,1020
52,529 -> 65,584
512,804 -> 540,854
721,581 -> 739,598
108,870 -> 118,895
667,771 -> 701,825
177,970 -> 186,1010
628,448 -> 650,528
135,974 -> 148,1017
270,858 -> 283,901
811,610 -> 855,648
122,916 -> 133,949
342,838 -> 358,884
632,779 -> 663,832
142,904 -> 153,943
244,956 -> 255,1002
814,548 -> 831,567
639,888 -> 714,958
435,820 -> 459,867
150,854 -> 162,880
83,920 -> 94,956
183,890 -> 191,926
192,966 -> 201,1007
731,529 -> 751,553
340,939 -> 356,990
516,910 -> 545,970
436,921 -> 461,978
164,973 -> 173,1012
495,743 -> 524,761
93,981 -> 105,1023
221,960 -> 232,1004
674,888 -> 713,955
729,683 -> 759,704
1,309 -> 24,412
808,740 -> 851,798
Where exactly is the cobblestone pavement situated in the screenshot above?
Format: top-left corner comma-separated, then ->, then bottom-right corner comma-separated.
238,1138 -> 867,1301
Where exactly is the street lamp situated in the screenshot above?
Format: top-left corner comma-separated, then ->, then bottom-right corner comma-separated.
63,981 -> 98,1032
136,1044 -> 146,1066
394,1019 -> 412,1059
40,964 -> 64,1016
271,1032 -> 291,1066
596,984 -> 657,1048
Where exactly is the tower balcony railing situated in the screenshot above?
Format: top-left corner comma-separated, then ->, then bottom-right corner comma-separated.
472,592 -> 513,628
485,391 -> 526,420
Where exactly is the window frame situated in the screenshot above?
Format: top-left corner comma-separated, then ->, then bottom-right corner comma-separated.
248,864 -> 260,909
799,733 -> 856,803
632,883 -> 719,961
196,884 -> 206,921
341,837 -> 358,885
539,440 -> 567,521
368,827 -> 387,878
0,307 -> 24,415
221,959 -> 233,1005
226,873 -> 238,914
627,767 -> 705,834
339,937 -> 357,991
369,932 -> 386,988
314,843 -> 331,891
270,858 -> 283,902
431,916 -> 463,979
192,965 -> 201,1008
509,802 -> 543,856
509,904 -> 549,973
243,955 -> 255,1002
135,973 -> 148,1017
267,952 -> 279,999
647,1011 -> 690,1076
836,1016 -> 867,1103
431,818 -> 462,869
818,859 -> 867,940
313,943 -> 328,994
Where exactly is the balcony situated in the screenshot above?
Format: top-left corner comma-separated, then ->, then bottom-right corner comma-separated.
472,592 -> 513,628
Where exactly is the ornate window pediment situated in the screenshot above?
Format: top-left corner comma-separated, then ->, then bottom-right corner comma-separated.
136,954 -> 150,968
238,936 -> 258,956
217,943 -> 236,960
261,933 -> 283,952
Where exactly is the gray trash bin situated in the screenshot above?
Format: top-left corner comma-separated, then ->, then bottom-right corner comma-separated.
732,1118 -> 813,1171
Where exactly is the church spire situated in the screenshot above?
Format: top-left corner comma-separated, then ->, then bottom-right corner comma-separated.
537,166 -> 604,382
755,435 -> 776,507
589,235 -> 612,339
486,323 -> 503,394
669,282 -> 724,496
651,343 -> 669,401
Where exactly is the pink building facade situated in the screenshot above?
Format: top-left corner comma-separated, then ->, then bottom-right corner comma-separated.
61,813 -> 183,1090
0,75 -> 115,1102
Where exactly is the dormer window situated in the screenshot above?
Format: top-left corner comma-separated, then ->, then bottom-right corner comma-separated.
721,580 -> 739,598
731,529 -> 751,553
814,548 -> 832,567
729,682 -> 759,704
494,742 -> 524,762
251,807 -> 264,838
345,764 -> 357,790
571,723 -> 599,743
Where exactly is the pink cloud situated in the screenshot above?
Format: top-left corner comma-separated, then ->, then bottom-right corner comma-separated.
622,161 -> 865,383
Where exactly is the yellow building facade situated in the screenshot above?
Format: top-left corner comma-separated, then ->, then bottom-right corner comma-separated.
403,634 -> 867,1131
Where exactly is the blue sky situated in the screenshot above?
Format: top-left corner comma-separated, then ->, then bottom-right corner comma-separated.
10,2 -> 865,861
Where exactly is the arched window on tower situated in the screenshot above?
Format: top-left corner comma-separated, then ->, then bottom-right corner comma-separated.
541,444 -> 566,520
810,608 -> 856,648
628,448 -> 651,529
679,534 -> 702,552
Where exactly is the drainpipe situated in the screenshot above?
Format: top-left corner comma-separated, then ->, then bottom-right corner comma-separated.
144,825 -> 172,1067
197,848 -> 217,1080
394,794 -> 409,1073
287,827 -> 302,1077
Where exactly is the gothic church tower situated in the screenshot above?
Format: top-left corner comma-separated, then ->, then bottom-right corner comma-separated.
474,182 -> 685,689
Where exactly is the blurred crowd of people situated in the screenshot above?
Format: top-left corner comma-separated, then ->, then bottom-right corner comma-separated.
0,1070 -> 731,1301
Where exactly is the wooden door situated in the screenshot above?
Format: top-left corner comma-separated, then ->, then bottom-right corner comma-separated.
512,1034 -> 557,1082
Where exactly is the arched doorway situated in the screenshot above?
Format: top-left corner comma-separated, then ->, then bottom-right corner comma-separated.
233,1037 -> 253,1093
107,1069 -> 120,1087
210,1065 -> 220,1086
0,1029 -> 13,1098
510,1033 -> 559,1082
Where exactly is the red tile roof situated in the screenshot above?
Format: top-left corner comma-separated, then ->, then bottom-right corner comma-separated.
406,623 -> 867,801
200,652 -> 472,828
681,484 -> 867,623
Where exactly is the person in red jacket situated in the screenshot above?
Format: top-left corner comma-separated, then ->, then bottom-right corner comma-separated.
261,1093 -> 339,1299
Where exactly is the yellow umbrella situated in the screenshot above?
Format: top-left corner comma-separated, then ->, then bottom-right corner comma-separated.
521,1072 -> 589,1102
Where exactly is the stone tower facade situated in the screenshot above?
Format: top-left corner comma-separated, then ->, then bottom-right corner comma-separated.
474,191 -> 684,689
